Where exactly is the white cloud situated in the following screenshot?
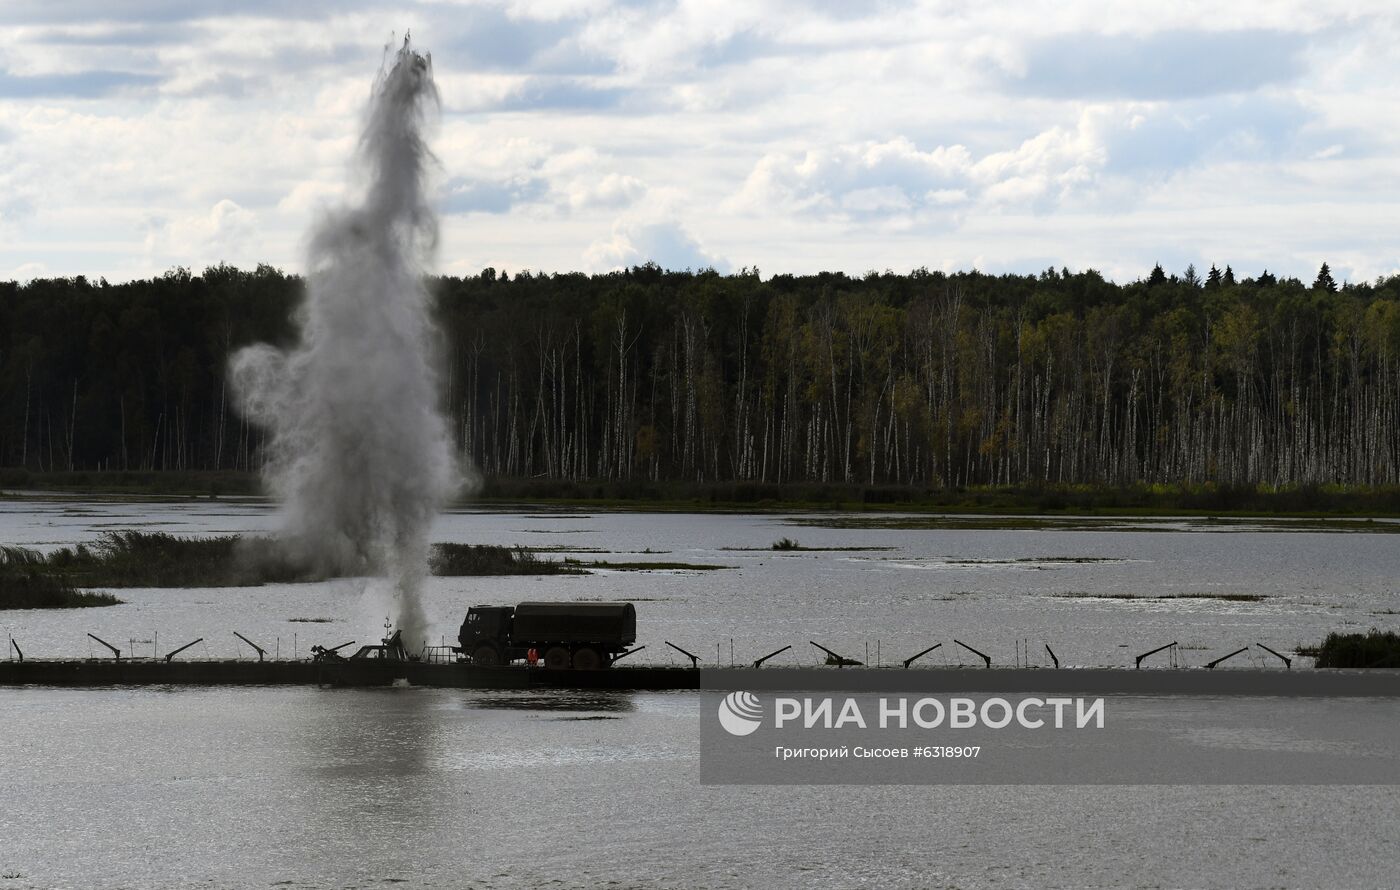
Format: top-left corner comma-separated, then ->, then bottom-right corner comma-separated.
726,93 -> 1335,230
730,117 -> 1107,222
575,0 -> 767,77
565,171 -> 646,210
584,216 -> 728,272
438,140 -> 649,215
506,0 -> 613,20
143,199 -> 259,268
277,179 -> 347,215
4,261 -> 47,282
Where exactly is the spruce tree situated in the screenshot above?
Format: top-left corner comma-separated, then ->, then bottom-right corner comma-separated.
1313,262 -> 1338,293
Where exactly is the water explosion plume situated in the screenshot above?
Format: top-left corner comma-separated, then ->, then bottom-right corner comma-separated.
230,36 -> 462,650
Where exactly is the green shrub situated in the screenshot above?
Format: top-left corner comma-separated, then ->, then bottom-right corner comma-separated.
0,546 -> 122,608
49,531 -> 310,587
1311,630 -> 1400,668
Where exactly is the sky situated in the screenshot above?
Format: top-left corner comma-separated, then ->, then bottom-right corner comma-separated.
1,0 -> 1398,284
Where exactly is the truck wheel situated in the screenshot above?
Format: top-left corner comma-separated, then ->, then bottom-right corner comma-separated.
472,645 -> 501,666
571,647 -> 602,671
543,646 -> 572,670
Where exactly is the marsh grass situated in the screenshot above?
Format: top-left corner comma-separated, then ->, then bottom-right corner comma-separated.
717,540 -> 894,552
46,531 -> 310,587
10,532 -> 723,589
1309,630 -> 1400,668
44,533 -> 594,585
430,543 -> 584,576
0,546 -> 122,608
1169,592 -> 1267,602
563,558 -> 729,571
1058,593 -> 1138,599
431,545 -> 729,574
790,515 -> 1400,533
1056,591 -> 1266,602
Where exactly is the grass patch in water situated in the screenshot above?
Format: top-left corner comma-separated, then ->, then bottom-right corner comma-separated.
719,541 -> 895,552
1055,591 -> 1266,602
939,556 -> 1122,565
430,544 -> 584,576
574,595 -> 669,602
790,516 -> 1148,532
789,515 -> 1400,533
45,531 -> 309,587
1304,629 -> 1400,668
1058,592 -> 1138,599
1168,592 -> 1267,602
0,546 -> 123,608
13,533 -> 607,590
562,558 -> 729,571
6,530 -> 734,590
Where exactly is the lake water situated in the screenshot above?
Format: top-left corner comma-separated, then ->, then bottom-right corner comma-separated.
2,497 -> 1398,887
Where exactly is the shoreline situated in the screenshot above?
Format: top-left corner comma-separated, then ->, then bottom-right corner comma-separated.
7,471 -> 1400,518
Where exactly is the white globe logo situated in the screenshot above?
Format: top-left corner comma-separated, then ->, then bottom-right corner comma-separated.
717,691 -> 763,736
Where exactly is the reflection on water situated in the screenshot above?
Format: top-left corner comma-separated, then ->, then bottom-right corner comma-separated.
298,688 -> 438,780
0,686 -> 1396,888
463,691 -> 638,713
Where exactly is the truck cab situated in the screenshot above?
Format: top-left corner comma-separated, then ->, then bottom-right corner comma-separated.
458,605 -> 517,665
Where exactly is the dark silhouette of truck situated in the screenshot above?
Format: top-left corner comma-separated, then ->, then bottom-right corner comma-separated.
457,601 -> 637,670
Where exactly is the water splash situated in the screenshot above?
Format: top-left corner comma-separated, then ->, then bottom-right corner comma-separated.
230,36 -> 464,651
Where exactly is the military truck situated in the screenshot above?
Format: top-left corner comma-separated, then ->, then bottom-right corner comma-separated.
457,601 -> 637,670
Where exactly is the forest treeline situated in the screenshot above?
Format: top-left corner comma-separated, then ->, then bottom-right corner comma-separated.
3,260 -> 1400,491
